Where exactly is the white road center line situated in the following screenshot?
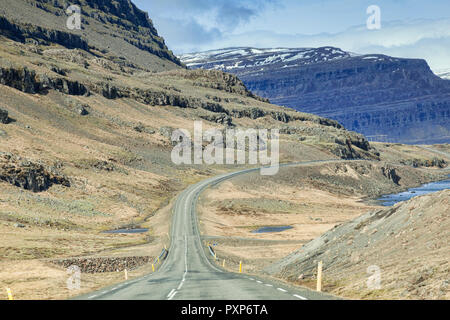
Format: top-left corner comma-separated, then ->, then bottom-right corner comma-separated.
277,288 -> 287,292
293,294 -> 308,300
170,235 -> 188,298
167,289 -> 176,298
168,290 -> 177,300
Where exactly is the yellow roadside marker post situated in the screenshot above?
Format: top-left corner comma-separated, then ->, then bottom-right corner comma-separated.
214,252 -> 217,261
239,261 -> 243,273
124,269 -> 128,280
6,288 -> 13,300
152,264 -> 155,272
317,261 -> 323,292
222,259 -> 226,268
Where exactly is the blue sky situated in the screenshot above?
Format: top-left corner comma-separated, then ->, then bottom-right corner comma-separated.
134,0 -> 450,70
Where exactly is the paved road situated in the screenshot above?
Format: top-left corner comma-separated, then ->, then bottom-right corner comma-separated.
76,162 -> 341,300
417,145 -> 450,160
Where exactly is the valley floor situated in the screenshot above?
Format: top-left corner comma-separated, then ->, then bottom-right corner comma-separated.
197,153 -> 449,300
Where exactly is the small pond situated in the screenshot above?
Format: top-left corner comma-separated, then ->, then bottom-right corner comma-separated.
103,228 -> 149,234
252,226 -> 293,234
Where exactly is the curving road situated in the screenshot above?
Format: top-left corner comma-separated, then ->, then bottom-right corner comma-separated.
417,145 -> 450,160
76,162 -> 341,300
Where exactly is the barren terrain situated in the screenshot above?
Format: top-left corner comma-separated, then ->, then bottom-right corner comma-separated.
198,160 -> 448,278
0,0 -> 448,300
266,189 -> 449,300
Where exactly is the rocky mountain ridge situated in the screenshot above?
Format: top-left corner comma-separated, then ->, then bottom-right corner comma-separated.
0,0 -> 182,71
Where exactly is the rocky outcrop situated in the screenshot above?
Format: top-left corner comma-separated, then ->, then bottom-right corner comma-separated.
0,16 -> 89,50
159,126 -> 175,139
133,123 -> 155,134
0,66 -> 89,95
175,69 -> 268,102
381,166 -> 401,185
279,125 -> 378,160
231,108 -> 266,120
0,153 -> 70,192
74,159 -> 118,172
400,158 -> 447,169
0,109 -> 9,124
92,82 -> 265,121
199,113 -> 233,127
231,107 -> 343,128
52,256 -> 152,273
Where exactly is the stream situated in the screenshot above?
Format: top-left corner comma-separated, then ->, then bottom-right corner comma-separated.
377,175 -> 450,206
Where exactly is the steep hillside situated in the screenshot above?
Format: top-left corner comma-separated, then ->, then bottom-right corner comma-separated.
181,47 -> 450,145
0,0 -> 182,71
265,190 -> 450,300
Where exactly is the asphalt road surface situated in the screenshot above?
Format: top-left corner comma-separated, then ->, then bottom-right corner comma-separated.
418,145 -> 450,159
76,162 -> 341,300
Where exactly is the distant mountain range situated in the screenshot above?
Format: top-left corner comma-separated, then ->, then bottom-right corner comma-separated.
180,47 -> 450,144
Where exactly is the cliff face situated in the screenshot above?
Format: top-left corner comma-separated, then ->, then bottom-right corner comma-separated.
0,0 -> 182,71
181,47 -> 450,144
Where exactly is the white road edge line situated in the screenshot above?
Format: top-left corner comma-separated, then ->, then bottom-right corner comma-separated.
293,294 -> 308,300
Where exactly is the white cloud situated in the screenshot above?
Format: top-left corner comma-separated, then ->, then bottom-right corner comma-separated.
187,18 -> 450,71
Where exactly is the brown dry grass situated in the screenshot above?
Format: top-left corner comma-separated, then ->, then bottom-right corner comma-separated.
198,165 -> 380,273
197,160 -> 447,280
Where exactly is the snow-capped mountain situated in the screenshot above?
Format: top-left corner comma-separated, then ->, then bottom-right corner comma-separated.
180,46 -> 354,74
436,68 -> 450,80
179,47 -> 450,144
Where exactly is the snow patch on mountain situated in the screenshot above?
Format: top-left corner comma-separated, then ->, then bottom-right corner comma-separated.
435,68 -> 450,80
179,46 -> 354,72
